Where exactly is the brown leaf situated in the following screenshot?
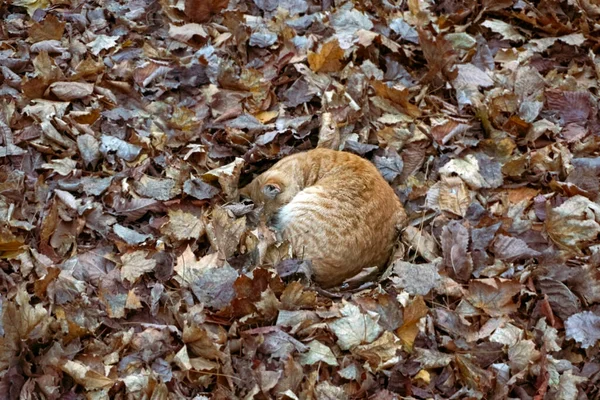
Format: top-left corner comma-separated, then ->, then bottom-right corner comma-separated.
438,176 -> 471,217
569,264 -> 600,305
352,331 -> 402,371
354,293 -> 404,332
430,120 -> 471,145
184,0 -> 229,23
545,89 -> 593,126
396,296 -> 428,350
441,221 -> 473,281
316,112 -> 340,149
60,360 -> 114,390
202,158 -> 244,201
121,250 -> 156,283
29,14 -> 65,42
418,29 -> 458,83
455,354 -> 493,392
206,207 -> 246,259
466,278 -> 522,317
280,281 -> 318,310
0,226 -> 25,258
372,80 -> 421,118
538,278 -> 580,321
49,82 -> 94,101
307,39 -> 345,73
545,195 -> 600,255
492,234 -> 540,262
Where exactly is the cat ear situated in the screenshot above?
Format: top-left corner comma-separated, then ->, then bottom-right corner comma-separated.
262,183 -> 281,199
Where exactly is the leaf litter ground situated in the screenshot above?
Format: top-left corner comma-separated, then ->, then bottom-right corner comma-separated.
1,0 -> 600,399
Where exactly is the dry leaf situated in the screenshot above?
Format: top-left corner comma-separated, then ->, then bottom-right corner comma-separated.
307,39 -> 345,73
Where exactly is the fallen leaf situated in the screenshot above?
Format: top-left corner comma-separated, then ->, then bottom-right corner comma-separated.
565,311 -> 600,349
49,82 -> 94,101
396,296 -> 428,350
352,331 -> 402,371
466,278 -> 522,317
161,209 -> 205,241
492,234 -> 540,262
300,340 -> 338,366
307,39 -> 345,73
392,259 -> 442,295
184,0 -> 229,23
121,250 -> 157,283
545,195 -> 600,255
482,19 -> 525,41
12,0 -> 50,16
329,302 -> 383,351
441,221 -> 473,281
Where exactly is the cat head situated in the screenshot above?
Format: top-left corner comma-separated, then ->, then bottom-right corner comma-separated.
240,170 -> 298,219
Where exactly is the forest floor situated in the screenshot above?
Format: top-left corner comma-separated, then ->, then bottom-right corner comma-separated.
1,0 -> 600,399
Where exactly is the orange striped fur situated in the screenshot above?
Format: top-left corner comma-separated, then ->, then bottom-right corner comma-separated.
241,148 -> 406,288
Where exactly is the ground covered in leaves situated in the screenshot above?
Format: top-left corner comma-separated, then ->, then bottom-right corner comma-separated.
1,0 -> 600,398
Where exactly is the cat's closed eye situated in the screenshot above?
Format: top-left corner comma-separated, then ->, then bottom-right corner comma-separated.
262,183 -> 281,199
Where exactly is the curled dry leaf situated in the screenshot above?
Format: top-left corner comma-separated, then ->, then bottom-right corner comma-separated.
565,311 -> 600,349
49,82 -> 94,101
402,226 -> 439,262
121,250 -> 156,283
300,340 -> 338,366
466,278 -> 522,317
161,208 -> 205,241
545,195 -> 600,254
329,302 -> 383,351
202,158 -> 244,201
391,259 -> 442,296
352,331 -> 402,371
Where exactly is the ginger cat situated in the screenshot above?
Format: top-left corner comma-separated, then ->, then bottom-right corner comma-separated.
240,148 -> 407,288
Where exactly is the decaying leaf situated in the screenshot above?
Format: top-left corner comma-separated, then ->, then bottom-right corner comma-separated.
565,311 -> 600,349
307,39 -> 345,73
206,207 -> 246,259
391,259 -> 442,295
441,221 -> 473,281
466,278 -> 522,317
545,195 -> 600,254
121,250 -> 157,283
202,158 -> 244,201
300,340 -> 338,366
396,296 -> 428,350
329,302 -> 383,351
437,176 -> 471,217
161,209 -> 205,241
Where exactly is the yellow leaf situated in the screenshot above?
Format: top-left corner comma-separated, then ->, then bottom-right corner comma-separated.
415,369 -> 431,384
396,296 -> 428,351
13,0 -> 50,16
255,110 -> 279,123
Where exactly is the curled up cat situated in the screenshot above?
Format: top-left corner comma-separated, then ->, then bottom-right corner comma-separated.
240,148 -> 407,288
